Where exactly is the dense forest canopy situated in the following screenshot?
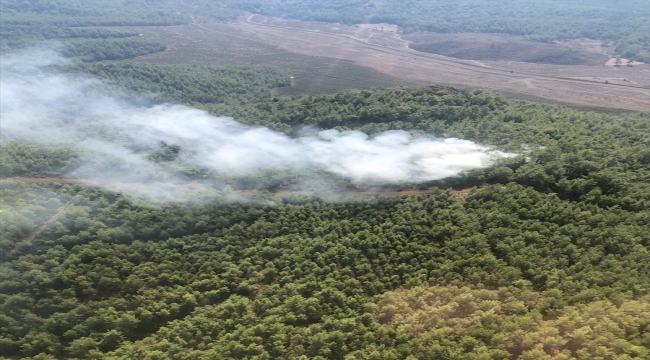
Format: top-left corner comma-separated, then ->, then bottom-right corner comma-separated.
1,55 -> 650,358
1,0 -> 650,358
1,0 -> 648,61
0,0 -> 236,26
1,176 -> 649,359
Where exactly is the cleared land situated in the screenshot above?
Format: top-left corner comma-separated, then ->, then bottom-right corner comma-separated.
129,15 -> 649,110
128,23 -> 424,96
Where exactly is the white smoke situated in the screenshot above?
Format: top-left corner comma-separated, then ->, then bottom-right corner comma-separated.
0,49 -> 513,201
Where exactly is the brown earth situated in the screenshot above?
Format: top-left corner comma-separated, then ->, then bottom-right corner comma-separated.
605,58 -> 645,67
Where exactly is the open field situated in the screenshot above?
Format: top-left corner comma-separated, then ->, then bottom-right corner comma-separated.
127,15 -> 649,110
127,23 -> 423,96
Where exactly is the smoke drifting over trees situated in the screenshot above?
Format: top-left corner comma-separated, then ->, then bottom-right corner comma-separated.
0,50 -> 511,200
2,52 -> 650,360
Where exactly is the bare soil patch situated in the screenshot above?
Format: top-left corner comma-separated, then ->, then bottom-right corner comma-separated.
605,57 -> 645,67
352,188 -> 473,202
402,32 -> 609,66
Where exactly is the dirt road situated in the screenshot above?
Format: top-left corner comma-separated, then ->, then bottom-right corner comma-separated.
20,196 -> 76,246
6,177 -> 472,201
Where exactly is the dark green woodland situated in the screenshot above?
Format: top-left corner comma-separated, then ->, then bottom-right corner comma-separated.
1,1 -> 650,359
2,62 -> 650,358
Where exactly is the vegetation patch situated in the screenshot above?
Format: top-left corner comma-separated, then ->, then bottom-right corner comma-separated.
404,32 -> 610,65
374,285 -> 650,359
65,62 -> 291,104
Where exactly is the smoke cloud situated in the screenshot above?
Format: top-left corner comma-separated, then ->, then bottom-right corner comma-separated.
0,49 -> 513,202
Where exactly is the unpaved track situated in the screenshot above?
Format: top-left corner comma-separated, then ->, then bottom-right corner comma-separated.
21,196 -> 76,246
6,177 -> 472,201
222,16 -> 650,110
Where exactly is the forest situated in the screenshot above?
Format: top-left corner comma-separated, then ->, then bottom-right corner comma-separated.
2,180 -> 649,359
1,0 -> 648,61
1,26 -> 168,63
0,0 -> 237,26
1,57 -> 650,359
1,0 -> 650,358
65,62 -> 291,105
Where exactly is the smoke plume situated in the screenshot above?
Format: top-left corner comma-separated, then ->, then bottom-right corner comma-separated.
0,49 -> 513,202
